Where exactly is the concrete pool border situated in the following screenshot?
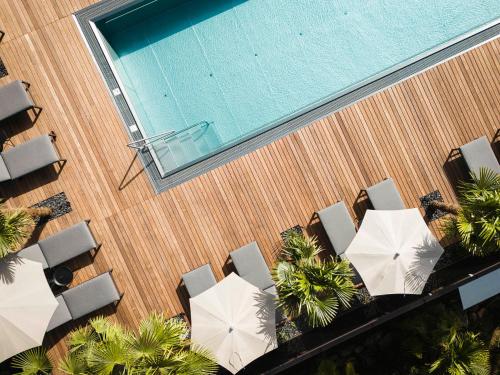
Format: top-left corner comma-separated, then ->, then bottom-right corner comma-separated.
74,0 -> 500,194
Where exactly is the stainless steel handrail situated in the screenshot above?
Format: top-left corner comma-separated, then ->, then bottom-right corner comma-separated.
161,121 -> 211,142
127,130 -> 176,150
127,121 -> 211,151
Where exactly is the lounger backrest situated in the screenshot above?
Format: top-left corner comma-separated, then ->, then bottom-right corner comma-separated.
460,136 -> 500,175
0,80 -> 34,122
39,221 -> 97,268
182,264 -> 217,298
317,201 -> 356,257
1,134 -> 59,180
0,155 -> 11,182
366,178 -> 405,210
62,272 -> 121,320
17,244 -> 49,269
230,242 -> 274,291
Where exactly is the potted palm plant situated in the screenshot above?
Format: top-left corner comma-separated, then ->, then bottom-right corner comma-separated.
430,168 -> 500,256
429,328 -> 490,374
59,313 -> 217,374
0,205 -> 51,259
272,232 -> 357,328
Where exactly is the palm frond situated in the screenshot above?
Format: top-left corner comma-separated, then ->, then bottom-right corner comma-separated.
273,233 -> 357,327
67,325 -> 98,353
281,231 -> 321,264
429,329 -> 490,375
88,339 -> 128,375
11,347 -> 52,375
0,208 -> 35,258
446,167 -> 500,256
59,352 -> 89,375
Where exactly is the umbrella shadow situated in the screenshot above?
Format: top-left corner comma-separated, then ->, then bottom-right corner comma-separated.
253,290 -> 278,349
0,254 -> 24,284
404,236 -> 444,294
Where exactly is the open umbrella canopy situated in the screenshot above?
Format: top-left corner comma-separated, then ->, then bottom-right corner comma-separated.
190,273 -> 277,374
345,208 -> 444,296
0,256 -> 58,363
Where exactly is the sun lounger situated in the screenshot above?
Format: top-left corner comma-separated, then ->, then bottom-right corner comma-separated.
18,220 -> 100,270
0,133 -> 63,182
0,80 -> 39,122
182,264 -> 217,298
46,271 -> 122,332
316,201 -> 356,259
366,178 -> 405,210
459,136 -> 500,175
230,242 -> 276,296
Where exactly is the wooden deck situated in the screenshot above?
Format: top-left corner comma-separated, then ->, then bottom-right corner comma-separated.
0,0 -> 499,368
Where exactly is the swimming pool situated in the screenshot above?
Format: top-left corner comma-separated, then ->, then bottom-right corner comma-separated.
91,0 -> 500,178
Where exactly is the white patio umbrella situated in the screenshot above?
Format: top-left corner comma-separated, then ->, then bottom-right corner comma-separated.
190,273 -> 278,374
345,208 -> 444,296
0,256 -> 58,362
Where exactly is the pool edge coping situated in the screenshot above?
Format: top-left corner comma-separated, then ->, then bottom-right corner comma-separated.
74,0 -> 500,194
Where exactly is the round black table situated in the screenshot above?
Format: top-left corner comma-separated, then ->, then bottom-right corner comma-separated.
52,266 -> 73,287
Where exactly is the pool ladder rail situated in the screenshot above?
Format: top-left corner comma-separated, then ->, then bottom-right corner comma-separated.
126,121 -> 212,152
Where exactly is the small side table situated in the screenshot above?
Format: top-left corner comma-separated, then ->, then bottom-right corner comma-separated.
51,266 -> 73,288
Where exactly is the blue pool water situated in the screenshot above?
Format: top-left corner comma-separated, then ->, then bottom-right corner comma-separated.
98,0 -> 500,176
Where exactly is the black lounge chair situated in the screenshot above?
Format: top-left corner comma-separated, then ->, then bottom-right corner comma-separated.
230,242 -> 276,296
18,220 -> 100,270
315,201 -> 357,259
0,133 -> 64,182
459,136 -> 500,175
46,270 -> 122,332
0,80 -> 40,122
365,178 -> 405,210
182,264 -> 217,298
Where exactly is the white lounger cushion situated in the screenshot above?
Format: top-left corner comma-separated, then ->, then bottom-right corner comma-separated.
230,242 -> 275,292
460,136 -> 500,175
62,272 -> 121,320
0,135 -> 59,181
182,264 -> 217,298
366,178 -> 405,210
317,201 -> 356,257
17,243 -> 49,269
0,80 -> 34,122
46,295 -> 72,332
39,221 -> 97,268
18,221 -> 97,269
